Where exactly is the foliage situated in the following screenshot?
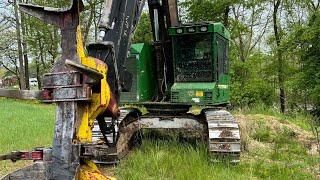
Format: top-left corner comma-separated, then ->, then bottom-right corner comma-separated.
132,12 -> 153,44
281,10 -> 320,142
180,0 -> 237,24
0,68 -> 5,79
297,12 -> 320,114
0,0 -> 318,114
297,10 -> 320,145
230,52 -> 276,107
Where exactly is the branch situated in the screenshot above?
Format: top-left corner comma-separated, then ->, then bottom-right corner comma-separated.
248,13 -> 271,53
246,4 -> 257,57
0,62 -> 18,75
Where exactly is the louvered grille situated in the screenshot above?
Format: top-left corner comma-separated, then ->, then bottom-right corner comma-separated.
171,92 -> 179,101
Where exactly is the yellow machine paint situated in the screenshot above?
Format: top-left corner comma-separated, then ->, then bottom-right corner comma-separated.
74,25 -> 115,180
76,160 -> 116,180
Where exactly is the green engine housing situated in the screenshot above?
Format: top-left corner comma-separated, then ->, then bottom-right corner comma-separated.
121,22 -> 230,107
120,43 -> 156,103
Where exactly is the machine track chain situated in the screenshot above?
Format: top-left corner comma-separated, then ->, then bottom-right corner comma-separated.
93,109 -> 130,144
204,109 -> 241,163
92,108 -> 141,163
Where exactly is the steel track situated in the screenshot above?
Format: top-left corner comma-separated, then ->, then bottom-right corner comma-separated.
204,109 -> 241,163
93,108 -> 241,164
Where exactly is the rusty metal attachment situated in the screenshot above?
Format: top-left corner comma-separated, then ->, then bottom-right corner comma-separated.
2,1 -> 87,178
0,89 -> 49,100
0,0 -> 119,179
1,148 -> 52,180
0,149 -> 50,162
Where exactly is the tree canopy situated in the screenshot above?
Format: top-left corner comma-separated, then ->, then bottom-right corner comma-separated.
0,0 -> 319,115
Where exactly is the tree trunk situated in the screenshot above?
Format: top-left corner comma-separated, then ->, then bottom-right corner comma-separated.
21,10 -> 30,89
239,35 -> 246,62
94,2 -> 98,42
35,59 -> 42,89
52,27 -> 59,65
223,5 -> 230,28
37,37 -> 45,89
13,0 -> 26,90
232,6 -> 246,62
273,0 -> 286,113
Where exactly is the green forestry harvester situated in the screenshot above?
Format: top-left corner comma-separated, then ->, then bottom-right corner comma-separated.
0,0 -> 241,179
93,0 -> 241,163
119,23 -> 240,158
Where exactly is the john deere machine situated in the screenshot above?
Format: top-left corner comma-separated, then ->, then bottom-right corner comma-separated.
0,0 -> 240,179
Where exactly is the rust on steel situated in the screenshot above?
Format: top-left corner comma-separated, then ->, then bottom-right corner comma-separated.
219,129 -> 234,138
0,88 -> 50,100
107,94 -> 120,118
65,59 -> 104,81
19,0 -> 85,179
19,0 -> 84,72
168,0 -> 179,26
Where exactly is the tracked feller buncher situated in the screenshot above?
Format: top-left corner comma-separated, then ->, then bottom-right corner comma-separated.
0,0 -> 241,179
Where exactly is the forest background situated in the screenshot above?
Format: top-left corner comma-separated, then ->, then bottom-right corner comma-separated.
0,0 -> 319,122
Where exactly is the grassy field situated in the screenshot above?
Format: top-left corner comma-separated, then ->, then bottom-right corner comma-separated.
0,98 -> 55,176
0,98 -> 319,179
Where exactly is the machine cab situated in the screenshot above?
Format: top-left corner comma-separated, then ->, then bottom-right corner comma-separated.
169,22 -> 230,105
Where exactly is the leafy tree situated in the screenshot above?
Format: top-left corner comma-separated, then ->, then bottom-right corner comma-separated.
230,51 -> 276,107
282,9 -> 320,145
132,12 -> 153,44
0,0 -> 318,120
0,68 -> 5,79
292,11 -> 320,112
181,0 -> 238,27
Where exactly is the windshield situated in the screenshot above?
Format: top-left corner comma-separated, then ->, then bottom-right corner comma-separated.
173,34 -> 212,82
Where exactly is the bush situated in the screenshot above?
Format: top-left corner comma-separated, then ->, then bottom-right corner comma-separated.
230,52 -> 276,107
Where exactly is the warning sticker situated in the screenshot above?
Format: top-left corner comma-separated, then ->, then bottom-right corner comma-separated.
196,91 -> 204,97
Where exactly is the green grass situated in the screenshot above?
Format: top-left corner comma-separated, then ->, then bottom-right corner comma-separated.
233,104 -> 313,131
117,140 -> 250,180
116,139 -> 317,180
0,99 -> 319,179
0,98 -> 55,177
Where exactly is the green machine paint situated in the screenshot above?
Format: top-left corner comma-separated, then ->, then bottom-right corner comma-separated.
124,23 -> 231,106
118,22 -> 241,162
170,23 -> 230,105
120,43 -> 156,103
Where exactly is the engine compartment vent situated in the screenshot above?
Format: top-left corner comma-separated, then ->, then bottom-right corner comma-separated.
204,92 -> 213,101
171,92 -> 179,101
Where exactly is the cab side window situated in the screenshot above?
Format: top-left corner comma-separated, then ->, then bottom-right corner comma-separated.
216,35 -> 229,80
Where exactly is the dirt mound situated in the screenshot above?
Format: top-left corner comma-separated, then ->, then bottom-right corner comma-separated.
235,114 -> 319,155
